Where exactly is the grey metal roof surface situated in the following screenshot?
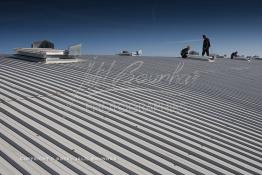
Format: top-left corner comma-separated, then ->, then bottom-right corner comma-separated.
0,55 -> 262,175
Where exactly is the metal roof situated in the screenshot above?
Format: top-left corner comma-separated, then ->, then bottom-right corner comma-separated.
0,55 -> 262,175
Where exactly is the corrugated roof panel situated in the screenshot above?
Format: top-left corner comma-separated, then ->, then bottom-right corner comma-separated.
1,56 -> 262,175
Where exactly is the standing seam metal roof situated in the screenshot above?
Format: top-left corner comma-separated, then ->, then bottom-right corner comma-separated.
0,55 -> 262,175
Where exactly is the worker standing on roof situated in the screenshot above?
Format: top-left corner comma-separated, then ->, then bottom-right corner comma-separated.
202,35 -> 211,56
181,45 -> 190,58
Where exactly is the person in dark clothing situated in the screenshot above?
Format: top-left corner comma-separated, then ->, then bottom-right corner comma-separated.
231,51 -> 238,59
181,45 -> 190,58
202,35 -> 211,56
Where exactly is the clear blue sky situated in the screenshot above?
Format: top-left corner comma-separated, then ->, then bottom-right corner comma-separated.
0,0 -> 261,56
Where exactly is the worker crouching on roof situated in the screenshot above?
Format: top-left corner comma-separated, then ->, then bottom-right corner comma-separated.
231,51 -> 238,59
181,45 -> 191,58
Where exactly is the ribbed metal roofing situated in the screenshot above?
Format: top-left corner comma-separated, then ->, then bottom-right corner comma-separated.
1,55 -> 262,175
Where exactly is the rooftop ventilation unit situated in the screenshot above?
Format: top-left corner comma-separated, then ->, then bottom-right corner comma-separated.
12,41 -> 82,64
118,49 -> 142,56
31,40 -> 54,49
